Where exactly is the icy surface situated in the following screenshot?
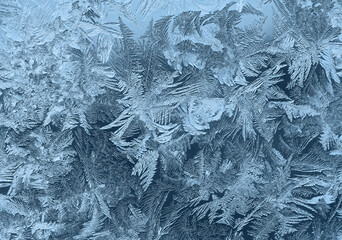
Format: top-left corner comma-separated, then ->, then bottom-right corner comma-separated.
0,0 -> 342,239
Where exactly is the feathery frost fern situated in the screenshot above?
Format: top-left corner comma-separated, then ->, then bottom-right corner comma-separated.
0,0 -> 342,239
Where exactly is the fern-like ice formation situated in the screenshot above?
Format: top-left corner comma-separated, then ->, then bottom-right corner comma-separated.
0,0 -> 342,239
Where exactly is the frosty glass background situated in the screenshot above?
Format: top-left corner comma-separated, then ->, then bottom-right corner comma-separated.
0,0 -> 342,239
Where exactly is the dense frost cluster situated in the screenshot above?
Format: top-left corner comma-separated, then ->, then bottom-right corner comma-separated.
0,0 -> 342,239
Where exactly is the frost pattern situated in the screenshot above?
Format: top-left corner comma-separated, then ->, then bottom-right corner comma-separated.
0,0 -> 342,239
